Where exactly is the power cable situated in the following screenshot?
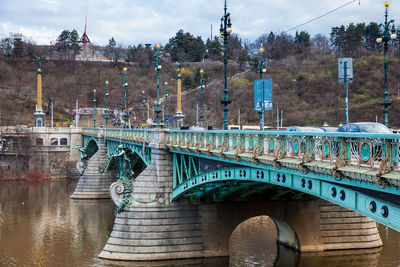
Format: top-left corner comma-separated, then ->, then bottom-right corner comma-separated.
282,0 -> 358,34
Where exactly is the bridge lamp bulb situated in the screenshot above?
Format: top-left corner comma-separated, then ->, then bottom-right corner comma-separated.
262,68 -> 267,73
123,67 -> 127,72
165,82 -> 168,85
227,27 -> 232,34
106,93 -> 109,96
155,44 -> 161,50
158,65 -> 162,70
391,33 -> 397,40
384,1 -> 390,8
376,37 -> 383,44
124,82 -> 128,87
259,47 -> 264,53
200,69 -> 204,74
105,80 -> 109,85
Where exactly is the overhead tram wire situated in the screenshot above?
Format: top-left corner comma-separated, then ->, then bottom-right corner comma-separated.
282,0 -> 358,34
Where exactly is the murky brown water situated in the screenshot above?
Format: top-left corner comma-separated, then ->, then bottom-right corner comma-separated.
0,180 -> 399,266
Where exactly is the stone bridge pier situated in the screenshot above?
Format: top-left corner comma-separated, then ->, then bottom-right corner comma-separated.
71,130 -> 114,199
98,131 -> 382,261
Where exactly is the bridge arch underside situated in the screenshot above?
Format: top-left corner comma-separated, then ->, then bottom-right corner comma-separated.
106,147 -> 147,179
171,159 -> 400,253
85,138 -> 99,159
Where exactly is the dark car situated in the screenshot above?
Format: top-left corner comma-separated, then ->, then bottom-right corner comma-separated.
337,122 -> 393,134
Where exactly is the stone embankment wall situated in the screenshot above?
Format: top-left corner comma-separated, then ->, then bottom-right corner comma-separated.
0,126 -> 82,178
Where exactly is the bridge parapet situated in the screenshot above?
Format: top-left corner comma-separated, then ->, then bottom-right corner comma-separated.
165,130 -> 400,189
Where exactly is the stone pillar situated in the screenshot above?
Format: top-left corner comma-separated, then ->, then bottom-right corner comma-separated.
99,147 -> 205,260
70,136 -> 114,199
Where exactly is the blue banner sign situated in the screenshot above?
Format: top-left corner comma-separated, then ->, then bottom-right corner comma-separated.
338,58 -> 353,84
254,78 -> 273,112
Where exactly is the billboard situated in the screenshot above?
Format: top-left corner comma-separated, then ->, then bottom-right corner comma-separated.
254,78 -> 273,112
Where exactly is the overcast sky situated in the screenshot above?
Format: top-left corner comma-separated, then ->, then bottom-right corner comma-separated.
0,0 -> 398,46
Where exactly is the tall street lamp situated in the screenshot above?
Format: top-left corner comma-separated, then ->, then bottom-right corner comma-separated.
155,44 -> 162,127
258,43 -> 267,130
164,81 -> 168,127
219,0 -> 232,130
200,69 -> 204,128
142,90 -> 146,128
376,1 -> 397,127
105,80 -> 109,129
123,67 -> 128,128
93,89 -> 96,128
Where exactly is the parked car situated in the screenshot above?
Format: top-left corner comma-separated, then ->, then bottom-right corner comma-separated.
337,122 -> 394,134
287,126 -> 325,133
320,127 -> 338,132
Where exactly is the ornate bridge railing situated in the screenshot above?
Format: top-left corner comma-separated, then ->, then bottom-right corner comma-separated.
165,130 -> 400,191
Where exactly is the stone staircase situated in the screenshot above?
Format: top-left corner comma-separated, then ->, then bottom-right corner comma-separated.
70,137 -> 115,199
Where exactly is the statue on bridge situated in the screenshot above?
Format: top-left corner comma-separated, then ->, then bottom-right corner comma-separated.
108,145 -> 135,213
74,144 -> 88,177
33,55 -> 44,69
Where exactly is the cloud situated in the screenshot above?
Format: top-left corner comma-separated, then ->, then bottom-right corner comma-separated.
0,0 -> 398,46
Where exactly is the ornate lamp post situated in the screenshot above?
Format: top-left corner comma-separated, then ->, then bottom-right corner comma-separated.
142,90 -> 146,128
105,80 -> 109,129
219,0 -> 232,130
258,43 -> 267,130
200,69 -> 204,128
123,67 -> 128,128
376,1 -> 397,127
164,81 -> 168,127
93,89 -> 96,128
155,44 -> 162,127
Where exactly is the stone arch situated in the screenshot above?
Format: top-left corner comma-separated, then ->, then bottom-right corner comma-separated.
229,215 -> 300,252
86,138 -> 99,159
106,146 -> 147,179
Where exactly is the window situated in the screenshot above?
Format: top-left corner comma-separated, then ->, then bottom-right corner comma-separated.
51,138 -> 58,146
60,138 -> 68,146
36,138 -> 43,146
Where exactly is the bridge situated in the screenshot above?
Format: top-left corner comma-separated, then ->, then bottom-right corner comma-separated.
75,127 -> 400,261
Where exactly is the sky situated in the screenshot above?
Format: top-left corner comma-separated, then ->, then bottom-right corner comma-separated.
0,0 -> 398,47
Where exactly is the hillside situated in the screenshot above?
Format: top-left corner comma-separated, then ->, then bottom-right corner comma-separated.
1,52 -> 400,128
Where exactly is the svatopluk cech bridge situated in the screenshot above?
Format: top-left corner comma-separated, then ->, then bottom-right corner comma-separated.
71,127 -> 400,261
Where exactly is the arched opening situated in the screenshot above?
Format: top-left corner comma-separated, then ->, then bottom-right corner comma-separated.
60,138 -> 68,146
86,139 -> 99,159
51,138 -> 58,146
35,138 -> 43,146
229,216 -> 300,266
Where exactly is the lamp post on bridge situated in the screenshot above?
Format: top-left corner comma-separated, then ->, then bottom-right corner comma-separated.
376,1 -> 397,127
258,42 -> 267,131
155,44 -> 162,128
219,0 -> 232,130
123,67 -> 128,128
200,69 -> 204,128
142,90 -> 146,128
105,80 -> 109,129
93,89 -> 96,128
164,81 -> 168,127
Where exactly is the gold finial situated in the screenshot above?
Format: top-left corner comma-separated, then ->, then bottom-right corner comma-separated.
384,1 -> 390,7
155,44 -> 161,49
123,67 -> 127,71
105,80 -> 109,85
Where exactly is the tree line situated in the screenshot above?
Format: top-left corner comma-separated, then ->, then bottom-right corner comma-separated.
1,21 -> 400,64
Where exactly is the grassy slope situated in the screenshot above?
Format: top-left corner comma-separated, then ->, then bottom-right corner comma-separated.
0,53 -> 399,128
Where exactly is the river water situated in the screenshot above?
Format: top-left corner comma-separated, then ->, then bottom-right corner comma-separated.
0,180 -> 399,266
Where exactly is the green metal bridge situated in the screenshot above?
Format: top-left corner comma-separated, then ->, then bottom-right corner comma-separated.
82,128 -> 400,232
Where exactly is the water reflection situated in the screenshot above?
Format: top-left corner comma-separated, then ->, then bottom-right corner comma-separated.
0,180 -> 115,267
1,181 -> 400,266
